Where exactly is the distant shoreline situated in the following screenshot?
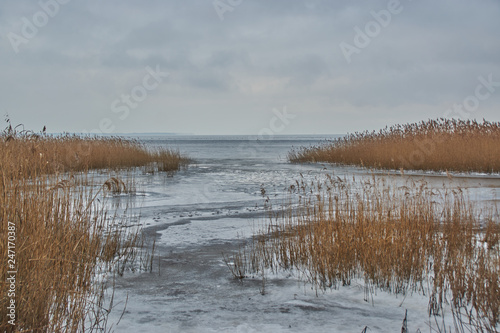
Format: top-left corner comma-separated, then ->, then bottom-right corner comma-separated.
48,133 -> 346,137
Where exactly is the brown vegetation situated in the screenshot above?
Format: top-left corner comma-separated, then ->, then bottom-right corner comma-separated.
1,127 -> 186,175
289,118 -> 500,173
228,175 -> 500,332
0,124 -> 185,331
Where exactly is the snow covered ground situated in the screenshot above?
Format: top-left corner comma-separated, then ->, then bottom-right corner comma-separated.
103,135 -> 499,332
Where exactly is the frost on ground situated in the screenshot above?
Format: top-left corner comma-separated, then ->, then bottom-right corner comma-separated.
103,136 -> 499,332
106,230 -> 453,333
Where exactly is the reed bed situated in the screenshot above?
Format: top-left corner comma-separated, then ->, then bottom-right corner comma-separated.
0,125 -> 184,332
289,118 -> 500,173
228,175 -> 499,332
1,128 -> 187,175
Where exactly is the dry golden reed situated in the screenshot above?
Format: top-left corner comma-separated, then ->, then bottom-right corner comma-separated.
229,175 -> 499,332
289,118 -> 500,173
0,124 -> 185,332
0,130 -> 186,176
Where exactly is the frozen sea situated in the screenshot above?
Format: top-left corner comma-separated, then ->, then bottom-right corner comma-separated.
104,135 -> 500,333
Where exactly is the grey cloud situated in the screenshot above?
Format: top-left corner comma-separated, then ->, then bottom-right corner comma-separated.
0,0 -> 499,134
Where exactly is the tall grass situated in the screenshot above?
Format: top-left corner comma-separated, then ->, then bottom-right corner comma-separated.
1,126 -> 187,175
289,118 -> 500,173
228,175 -> 499,332
0,124 -> 186,331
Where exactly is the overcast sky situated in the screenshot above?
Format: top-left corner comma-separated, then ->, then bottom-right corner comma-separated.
1,0 -> 499,135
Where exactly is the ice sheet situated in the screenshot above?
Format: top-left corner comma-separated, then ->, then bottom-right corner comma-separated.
103,135 -> 498,332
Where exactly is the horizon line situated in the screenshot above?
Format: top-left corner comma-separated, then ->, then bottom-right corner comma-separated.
48,132 -> 346,136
